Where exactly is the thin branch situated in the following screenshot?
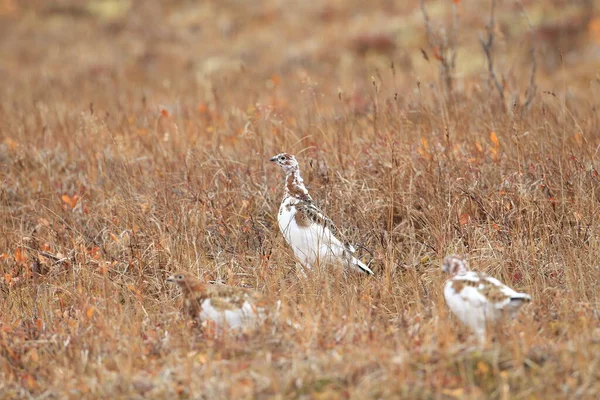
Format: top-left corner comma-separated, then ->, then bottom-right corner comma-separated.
479,0 -> 505,102
449,2 -> 459,74
419,0 -> 457,93
518,1 -> 537,116
420,0 -> 434,45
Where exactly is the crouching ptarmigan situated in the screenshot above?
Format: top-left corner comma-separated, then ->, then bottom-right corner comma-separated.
270,153 -> 373,275
442,255 -> 531,343
167,271 -> 267,331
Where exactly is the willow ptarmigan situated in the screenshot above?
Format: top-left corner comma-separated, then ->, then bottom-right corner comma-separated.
270,153 -> 373,275
442,255 -> 531,342
167,271 -> 267,330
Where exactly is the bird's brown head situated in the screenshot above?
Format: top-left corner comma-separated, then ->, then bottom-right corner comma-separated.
166,271 -> 203,294
269,153 -> 299,174
442,255 -> 469,276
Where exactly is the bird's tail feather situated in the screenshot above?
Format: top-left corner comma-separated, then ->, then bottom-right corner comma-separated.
351,257 -> 374,275
510,293 -> 532,304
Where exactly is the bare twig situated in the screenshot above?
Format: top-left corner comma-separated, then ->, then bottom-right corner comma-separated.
521,46 -> 537,115
479,0 -> 505,102
449,2 -> 459,75
518,1 -> 537,116
420,0 -> 434,45
419,0 -> 458,93
38,250 -> 73,265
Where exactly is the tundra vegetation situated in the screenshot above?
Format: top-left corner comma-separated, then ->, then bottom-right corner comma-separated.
0,0 -> 599,398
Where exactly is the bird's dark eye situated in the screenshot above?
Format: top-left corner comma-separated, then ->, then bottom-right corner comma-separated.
279,156 -> 285,161
177,275 -> 183,279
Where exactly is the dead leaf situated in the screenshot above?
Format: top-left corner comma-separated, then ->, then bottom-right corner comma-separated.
490,131 -> 500,148
61,194 -> 80,209
476,361 -> 490,376
14,248 -> 27,264
589,17 -> 600,43
442,388 -> 465,398
459,213 -> 471,226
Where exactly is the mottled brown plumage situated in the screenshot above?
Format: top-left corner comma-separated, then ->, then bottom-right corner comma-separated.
270,152 -> 374,275
286,173 -> 312,202
166,271 -> 266,329
442,255 -> 532,343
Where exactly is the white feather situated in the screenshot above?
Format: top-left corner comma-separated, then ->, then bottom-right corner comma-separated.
278,196 -> 372,273
443,270 -> 531,342
199,299 -> 265,330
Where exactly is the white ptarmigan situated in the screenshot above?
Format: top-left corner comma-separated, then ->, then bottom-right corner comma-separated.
442,255 -> 532,342
270,153 -> 373,275
166,271 -> 267,330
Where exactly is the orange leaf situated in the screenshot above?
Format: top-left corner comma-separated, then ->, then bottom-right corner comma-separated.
61,194 -> 79,209
490,131 -> 500,148
476,361 -> 490,376
0,253 -> 8,260
432,46 -> 442,61
86,307 -> 95,320
588,17 -> 600,43
88,246 -> 100,259
453,0 -> 460,4
14,248 -> 27,264
27,348 -> 39,363
417,137 -> 431,159
197,103 -> 208,114
61,194 -> 71,206
4,137 -> 18,150
459,213 -> 471,226
4,274 -> 11,284
271,74 -> 281,87
24,374 -> 36,389
161,109 -> 169,117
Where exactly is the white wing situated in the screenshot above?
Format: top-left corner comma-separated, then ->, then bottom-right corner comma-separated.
200,299 -> 261,330
480,275 -> 531,316
278,197 -> 373,274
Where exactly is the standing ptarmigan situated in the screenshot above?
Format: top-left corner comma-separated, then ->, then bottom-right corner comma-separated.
167,271 -> 267,330
442,255 -> 532,342
270,153 -> 373,275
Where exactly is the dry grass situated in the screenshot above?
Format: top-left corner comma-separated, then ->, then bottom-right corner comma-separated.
1,0 -> 600,398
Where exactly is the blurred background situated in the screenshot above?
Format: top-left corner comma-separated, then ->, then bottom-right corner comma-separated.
0,0 -> 598,112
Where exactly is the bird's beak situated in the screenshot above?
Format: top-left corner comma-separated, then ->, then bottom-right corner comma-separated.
166,275 -> 175,282
269,156 -> 278,162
